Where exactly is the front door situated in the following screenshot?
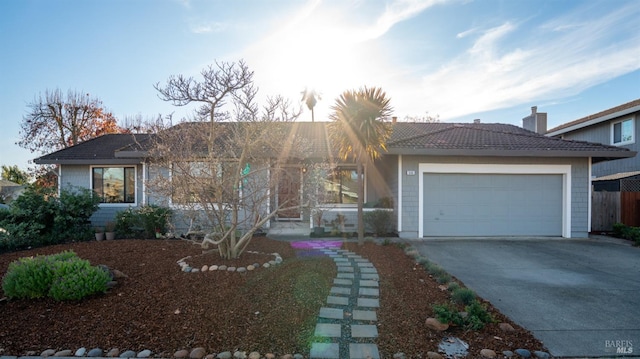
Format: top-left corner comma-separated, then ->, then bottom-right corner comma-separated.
277,167 -> 302,220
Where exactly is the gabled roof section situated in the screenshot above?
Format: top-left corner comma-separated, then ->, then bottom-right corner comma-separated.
546,98 -> 640,136
386,122 -> 634,162
34,134 -> 152,165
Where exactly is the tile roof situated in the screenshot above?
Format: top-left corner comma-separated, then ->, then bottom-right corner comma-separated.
547,98 -> 640,134
34,122 -> 633,164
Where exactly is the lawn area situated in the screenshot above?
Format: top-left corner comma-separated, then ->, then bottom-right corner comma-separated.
0,237 -> 546,357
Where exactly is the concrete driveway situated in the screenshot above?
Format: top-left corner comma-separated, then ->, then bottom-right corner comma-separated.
410,237 -> 640,358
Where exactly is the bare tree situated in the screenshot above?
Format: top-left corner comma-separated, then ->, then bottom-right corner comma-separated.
148,61 -> 303,259
18,89 -> 124,155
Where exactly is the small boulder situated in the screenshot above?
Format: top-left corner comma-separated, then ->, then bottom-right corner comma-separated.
210,265 -> 218,271
265,354 -> 275,359
263,263 -> 270,268
233,351 -> 246,359
227,267 -> 236,272
107,348 -> 120,357
120,350 -> 137,358
88,348 -> 104,357
248,352 -> 260,359
137,349 -> 152,358
502,351 -> 514,358
425,317 -> 449,331
499,322 -> 516,332
190,347 -> 207,359
480,349 -> 496,358
75,348 -> 87,357
514,349 -> 531,358
218,265 -> 228,271
112,269 -> 128,278
41,349 -> 56,357
237,267 -> 247,273
217,352 -> 232,359
247,265 -> 255,271
174,349 -> 189,358
201,265 -> 209,272
192,268 -> 200,273
533,351 -> 550,359
55,350 -> 73,357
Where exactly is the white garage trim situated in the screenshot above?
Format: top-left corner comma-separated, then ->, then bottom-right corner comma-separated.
418,163 -> 572,238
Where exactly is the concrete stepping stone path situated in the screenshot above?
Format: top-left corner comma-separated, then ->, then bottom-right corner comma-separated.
306,247 -> 381,359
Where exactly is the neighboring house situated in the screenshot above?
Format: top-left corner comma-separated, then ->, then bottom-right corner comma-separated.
35,117 -> 634,239
546,98 -> 640,178
0,179 -> 26,203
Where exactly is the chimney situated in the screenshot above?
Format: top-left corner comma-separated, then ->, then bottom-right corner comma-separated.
473,119 -> 481,124
522,106 -> 547,134
392,116 -> 397,123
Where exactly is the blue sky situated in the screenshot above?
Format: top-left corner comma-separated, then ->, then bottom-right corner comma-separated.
1,0 -> 639,171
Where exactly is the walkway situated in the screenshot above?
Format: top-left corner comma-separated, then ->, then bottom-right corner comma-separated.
296,243 -> 380,359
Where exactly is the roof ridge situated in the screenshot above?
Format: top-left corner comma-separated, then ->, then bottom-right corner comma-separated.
388,123 -> 455,145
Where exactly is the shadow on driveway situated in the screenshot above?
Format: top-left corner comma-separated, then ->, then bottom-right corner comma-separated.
410,236 -> 640,358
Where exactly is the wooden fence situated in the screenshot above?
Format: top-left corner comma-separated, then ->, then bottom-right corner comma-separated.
592,191 -> 640,231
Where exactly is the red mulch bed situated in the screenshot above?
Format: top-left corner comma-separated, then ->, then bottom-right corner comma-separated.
0,237 -> 546,357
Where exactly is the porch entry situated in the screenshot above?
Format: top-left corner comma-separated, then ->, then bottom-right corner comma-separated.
277,166 -> 303,220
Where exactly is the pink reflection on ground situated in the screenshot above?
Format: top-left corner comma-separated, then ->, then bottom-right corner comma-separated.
290,240 -> 343,249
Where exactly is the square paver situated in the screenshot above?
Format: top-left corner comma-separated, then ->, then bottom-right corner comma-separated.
352,310 -> 377,321
315,323 -> 341,337
336,262 -> 352,267
337,273 -> 355,279
334,278 -> 353,286
351,324 -> 378,338
330,286 -> 351,295
360,273 -> 379,280
359,287 -> 379,297
360,267 -> 377,274
310,343 -> 339,359
353,258 -> 368,262
327,296 -> 349,306
337,266 -> 354,272
356,262 -> 374,267
357,297 -> 380,308
359,280 -> 379,287
349,343 -> 380,359
333,257 -> 348,262
319,307 -> 344,320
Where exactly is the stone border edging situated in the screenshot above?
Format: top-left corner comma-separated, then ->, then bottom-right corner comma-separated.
177,251 -> 283,273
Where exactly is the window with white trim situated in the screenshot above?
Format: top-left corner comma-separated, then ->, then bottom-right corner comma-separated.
92,167 -> 136,203
323,166 -> 360,204
612,118 -> 634,145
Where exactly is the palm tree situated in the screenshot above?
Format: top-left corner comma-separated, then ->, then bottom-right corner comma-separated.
328,87 -> 393,245
301,88 -> 321,122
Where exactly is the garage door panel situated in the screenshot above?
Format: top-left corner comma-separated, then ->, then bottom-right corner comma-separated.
424,173 -> 562,236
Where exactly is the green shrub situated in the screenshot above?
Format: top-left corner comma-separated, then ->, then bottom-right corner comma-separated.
427,264 -> 447,277
2,250 -> 108,301
465,300 -> 494,330
2,251 -> 78,299
363,209 -> 393,236
432,302 -> 464,326
436,272 -> 451,284
48,259 -> 110,301
610,223 -> 640,246
447,282 -> 461,292
451,287 -> 477,305
115,205 -> 173,239
0,187 -> 99,252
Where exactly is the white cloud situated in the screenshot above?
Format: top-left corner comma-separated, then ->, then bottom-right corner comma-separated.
405,2 -> 640,120
190,22 -> 226,34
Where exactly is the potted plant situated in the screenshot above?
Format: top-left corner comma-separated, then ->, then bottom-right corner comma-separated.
94,227 -> 104,241
105,221 -> 116,240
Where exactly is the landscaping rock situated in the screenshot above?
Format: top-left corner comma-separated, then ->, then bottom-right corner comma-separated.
268,260 -> 276,266
190,348 -> 207,359
265,354 -> 275,359
218,265 -> 228,271
252,263 -> 260,268
217,352 -> 232,359
232,351 -> 246,359
75,348 -> 87,357
237,267 -> 247,273
499,322 -> 516,332
55,349 -> 73,357
503,351 -> 514,358
438,337 -> 469,358
210,265 -> 218,271
137,349 -> 152,358
247,265 -> 255,271
202,265 -> 208,272
248,352 -> 260,359
107,348 -> 120,357
41,349 -> 56,357
533,351 -> 550,359
263,263 -> 270,268
425,317 -> 449,331
26,351 -> 37,356
112,269 -> 128,278
192,268 -> 200,273
227,267 -> 236,272
426,352 -> 443,359
120,350 -> 137,358
393,353 -> 407,359
514,348 -> 531,358
174,349 -> 189,358
88,348 -> 104,357
480,349 -> 496,358
183,266 -> 192,272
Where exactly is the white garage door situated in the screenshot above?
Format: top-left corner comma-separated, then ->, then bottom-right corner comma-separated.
423,173 -> 563,236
